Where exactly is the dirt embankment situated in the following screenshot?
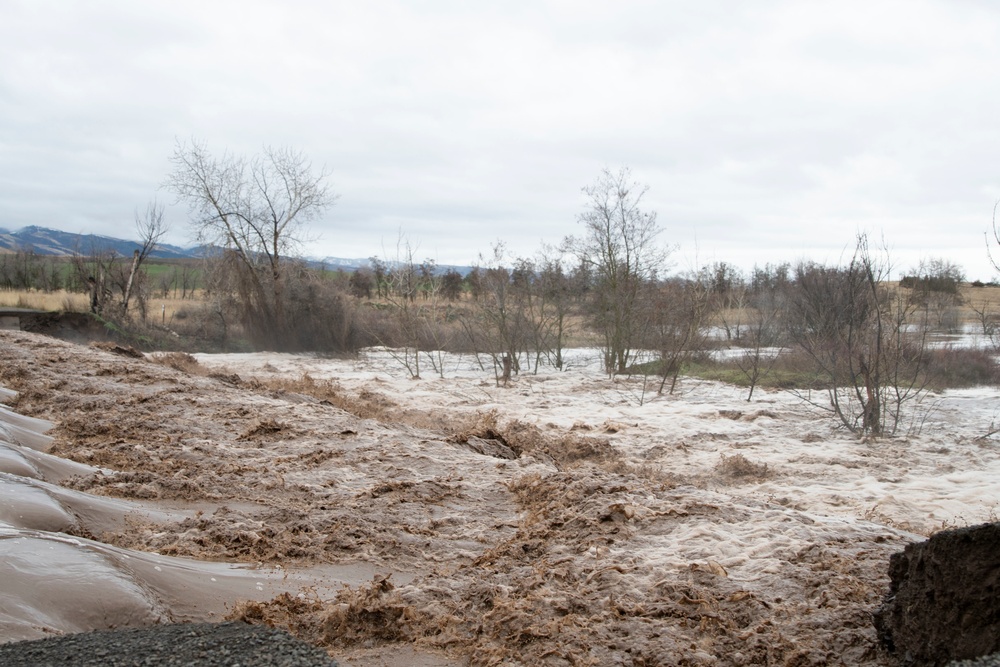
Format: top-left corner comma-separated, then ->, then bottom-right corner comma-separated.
15,311 -> 120,344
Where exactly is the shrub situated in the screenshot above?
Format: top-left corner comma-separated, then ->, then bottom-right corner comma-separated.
923,347 -> 1000,389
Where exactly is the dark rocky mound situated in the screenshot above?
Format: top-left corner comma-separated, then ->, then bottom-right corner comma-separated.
0,621 -> 338,667
19,311 -> 117,344
875,522 -> 1000,665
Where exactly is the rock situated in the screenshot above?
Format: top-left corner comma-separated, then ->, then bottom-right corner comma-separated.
875,522 -> 1000,665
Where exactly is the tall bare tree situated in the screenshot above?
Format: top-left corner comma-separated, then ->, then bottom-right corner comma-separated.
121,199 -> 169,317
167,140 -> 334,345
567,167 -> 668,374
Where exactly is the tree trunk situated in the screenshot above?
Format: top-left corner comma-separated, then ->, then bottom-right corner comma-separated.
122,250 -> 141,315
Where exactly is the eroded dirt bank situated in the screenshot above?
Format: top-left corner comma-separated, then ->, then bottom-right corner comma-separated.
1,330 -> 977,665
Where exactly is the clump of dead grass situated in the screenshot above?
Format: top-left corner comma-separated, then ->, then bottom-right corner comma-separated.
715,452 -> 770,481
448,409 -> 615,469
104,508 -> 327,562
256,373 -> 397,421
89,341 -> 144,359
149,351 -> 203,374
923,346 -> 1000,389
228,575 -> 416,648
239,418 -> 291,441
0,289 -> 89,312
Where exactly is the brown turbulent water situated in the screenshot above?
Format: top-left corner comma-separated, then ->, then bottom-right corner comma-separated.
3,330 -> 997,665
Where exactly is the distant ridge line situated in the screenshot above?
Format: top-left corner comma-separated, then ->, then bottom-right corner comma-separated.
0,226 -> 473,274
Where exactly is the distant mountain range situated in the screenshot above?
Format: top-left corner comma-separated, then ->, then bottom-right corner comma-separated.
0,226 -> 471,274
0,226 -> 195,260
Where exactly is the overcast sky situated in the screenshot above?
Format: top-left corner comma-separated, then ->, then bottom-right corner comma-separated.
3,0 -> 1000,279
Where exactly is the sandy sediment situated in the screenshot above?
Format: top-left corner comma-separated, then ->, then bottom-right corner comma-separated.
1,330 -> 998,665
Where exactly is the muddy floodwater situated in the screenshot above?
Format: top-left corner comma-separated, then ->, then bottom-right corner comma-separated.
1,330 -> 998,665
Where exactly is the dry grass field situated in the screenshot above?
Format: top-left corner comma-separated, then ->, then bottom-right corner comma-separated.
0,289 -> 201,324
960,284 -> 1000,318
0,289 -> 88,312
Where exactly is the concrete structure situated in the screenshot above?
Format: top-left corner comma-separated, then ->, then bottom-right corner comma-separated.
0,308 -> 44,331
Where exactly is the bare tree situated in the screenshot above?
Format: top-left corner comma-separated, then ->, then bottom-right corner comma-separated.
349,268 -> 374,299
121,200 -> 169,318
970,299 -> 1000,349
567,167 -> 668,374
369,257 -> 388,298
68,239 -> 121,316
379,237 -> 424,378
167,139 -> 335,345
789,235 -> 929,436
989,200 -> 1000,275
709,262 -> 749,342
440,269 -> 464,302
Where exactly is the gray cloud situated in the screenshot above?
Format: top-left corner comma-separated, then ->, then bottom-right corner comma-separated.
2,0 -> 999,278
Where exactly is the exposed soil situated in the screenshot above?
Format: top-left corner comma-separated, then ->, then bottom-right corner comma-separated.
875,522 -> 1000,665
17,311 -> 121,345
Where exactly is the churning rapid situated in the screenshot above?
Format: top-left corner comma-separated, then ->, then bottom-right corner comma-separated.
1,330 -> 998,665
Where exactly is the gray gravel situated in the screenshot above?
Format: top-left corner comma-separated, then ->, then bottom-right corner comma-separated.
951,656 -> 1000,667
0,622 -> 338,666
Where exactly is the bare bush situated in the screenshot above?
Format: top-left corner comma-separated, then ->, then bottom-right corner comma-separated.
458,244 -> 580,385
459,243 -> 532,385
924,347 -> 1000,389
901,258 -> 966,332
366,238 -> 459,378
647,272 -> 714,395
733,280 -> 788,401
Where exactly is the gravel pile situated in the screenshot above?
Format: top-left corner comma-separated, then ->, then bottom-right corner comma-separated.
0,622 -> 338,666
951,657 -> 1000,667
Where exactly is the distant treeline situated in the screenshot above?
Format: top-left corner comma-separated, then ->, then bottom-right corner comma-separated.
0,249 -> 204,298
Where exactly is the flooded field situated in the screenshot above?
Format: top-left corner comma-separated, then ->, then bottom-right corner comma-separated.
1,330 -> 998,665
